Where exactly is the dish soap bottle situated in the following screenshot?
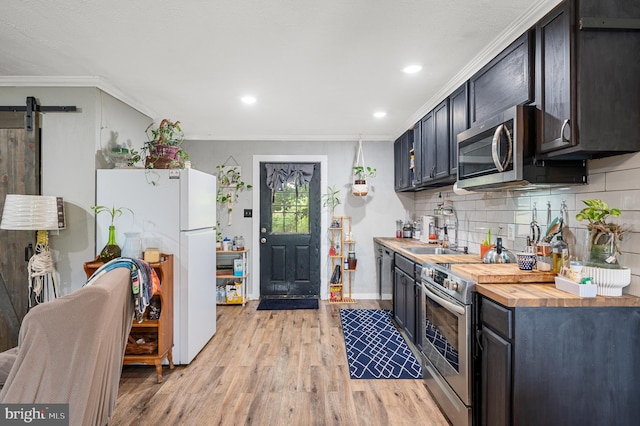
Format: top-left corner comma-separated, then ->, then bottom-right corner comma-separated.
552,236 -> 569,273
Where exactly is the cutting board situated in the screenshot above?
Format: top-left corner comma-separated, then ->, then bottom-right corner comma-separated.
450,263 -> 556,283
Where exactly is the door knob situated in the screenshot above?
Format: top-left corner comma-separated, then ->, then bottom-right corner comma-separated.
260,238 -> 267,244
261,227 -> 267,233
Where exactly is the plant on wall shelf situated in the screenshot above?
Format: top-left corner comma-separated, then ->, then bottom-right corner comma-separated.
322,185 -> 342,217
216,164 -> 252,226
142,119 -> 189,169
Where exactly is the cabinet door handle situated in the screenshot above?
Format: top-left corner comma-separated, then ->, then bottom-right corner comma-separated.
475,328 -> 484,352
560,119 -> 571,143
491,124 -> 513,172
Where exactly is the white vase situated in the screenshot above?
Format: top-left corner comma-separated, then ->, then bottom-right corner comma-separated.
352,179 -> 368,196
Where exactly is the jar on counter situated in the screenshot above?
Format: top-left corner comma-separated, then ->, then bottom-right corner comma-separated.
552,236 -> 569,273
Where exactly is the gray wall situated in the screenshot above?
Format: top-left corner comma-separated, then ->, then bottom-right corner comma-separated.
1,87 -> 151,294
184,139 -> 412,299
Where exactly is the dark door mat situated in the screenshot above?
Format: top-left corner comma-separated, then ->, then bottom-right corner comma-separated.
256,298 -> 319,310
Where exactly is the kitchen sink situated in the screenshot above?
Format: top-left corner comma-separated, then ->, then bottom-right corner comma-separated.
403,246 -> 460,255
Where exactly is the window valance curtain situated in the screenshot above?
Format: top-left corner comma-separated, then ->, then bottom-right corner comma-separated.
265,163 -> 315,192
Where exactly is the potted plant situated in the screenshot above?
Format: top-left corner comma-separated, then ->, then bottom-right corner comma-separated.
352,165 -> 376,196
142,119 -> 189,169
322,185 -> 342,217
575,199 -> 629,267
215,164 -> 252,226
91,204 -> 133,262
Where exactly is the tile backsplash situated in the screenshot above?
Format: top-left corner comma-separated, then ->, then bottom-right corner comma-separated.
414,151 -> 640,296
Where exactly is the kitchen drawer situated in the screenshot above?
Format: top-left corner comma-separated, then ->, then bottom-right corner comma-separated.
480,297 -> 513,340
394,254 -> 414,276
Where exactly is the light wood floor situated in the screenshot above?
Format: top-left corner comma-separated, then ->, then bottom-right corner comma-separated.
109,299 -> 450,425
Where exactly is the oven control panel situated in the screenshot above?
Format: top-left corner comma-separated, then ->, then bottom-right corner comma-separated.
421,261 -> 476,305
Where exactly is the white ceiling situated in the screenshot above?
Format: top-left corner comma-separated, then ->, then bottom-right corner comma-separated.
0,0 -> 560,141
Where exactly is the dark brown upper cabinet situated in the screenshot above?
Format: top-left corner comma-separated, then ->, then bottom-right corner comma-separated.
394,129 -> 413,191
449,82 -> 469,178
469,31 -> 534,125
535,0 -> 640,159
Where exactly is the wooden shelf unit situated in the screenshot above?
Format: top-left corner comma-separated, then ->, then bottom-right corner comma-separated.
83,254 -> 174,383
328,216 -> 357,303
216,249 -> 249,306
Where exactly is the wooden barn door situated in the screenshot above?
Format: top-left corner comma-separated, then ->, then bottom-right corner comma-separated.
0,111 -> 40,351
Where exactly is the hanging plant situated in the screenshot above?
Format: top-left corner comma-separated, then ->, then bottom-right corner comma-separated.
215,163 -> 252,226
352,139 -> 376,196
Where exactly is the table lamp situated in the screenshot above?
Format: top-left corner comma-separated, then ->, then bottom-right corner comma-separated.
0,194 -> 65,306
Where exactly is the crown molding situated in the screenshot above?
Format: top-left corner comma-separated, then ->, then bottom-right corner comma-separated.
395,0 -> 563,139
0,75 -> 156,119
186,133 -> 394,142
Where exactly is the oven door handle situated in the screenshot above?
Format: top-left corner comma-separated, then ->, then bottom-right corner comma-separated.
423,285 -> 465,316
491,124 -> 513,172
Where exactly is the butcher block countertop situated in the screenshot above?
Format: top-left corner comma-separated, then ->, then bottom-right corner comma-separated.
374,236 -> 640,308
476,283 -> 640,308
450,263 -> 556,283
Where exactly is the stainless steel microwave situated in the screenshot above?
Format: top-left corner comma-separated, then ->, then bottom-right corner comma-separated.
456,105 -> 587,191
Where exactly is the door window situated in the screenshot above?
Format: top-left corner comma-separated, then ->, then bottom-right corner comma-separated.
271,182 -> 309,233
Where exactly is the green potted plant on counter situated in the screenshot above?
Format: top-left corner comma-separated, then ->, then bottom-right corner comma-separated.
575,199 -> 629,268
91,204 -> 133,262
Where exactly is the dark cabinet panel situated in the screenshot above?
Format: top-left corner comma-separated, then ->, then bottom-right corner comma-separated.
535,2 -> 572,154
411,120 -> 421,186
535,0 -> 640,159
393,254 -> 418,345
393,130 -> 412,191
479,327 -> 511,426
418,99 -> 453,187
419,111 -> 435,183
393,267 -> 407,328
475,294 -> 640,426
449,82 -> 469,178
470,31 -> 534,124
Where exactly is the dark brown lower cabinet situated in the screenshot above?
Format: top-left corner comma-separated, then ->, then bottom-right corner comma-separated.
475,294 -> 640,426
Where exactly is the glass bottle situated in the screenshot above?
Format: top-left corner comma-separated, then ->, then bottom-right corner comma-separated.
100,225 -> 121,262
552,236 -> 569,273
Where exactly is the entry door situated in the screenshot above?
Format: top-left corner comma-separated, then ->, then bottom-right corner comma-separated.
259,162 -> 320,298
0,111 -> 41,351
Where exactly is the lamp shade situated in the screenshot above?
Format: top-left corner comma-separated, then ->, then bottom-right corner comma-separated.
0,194 -> 62,230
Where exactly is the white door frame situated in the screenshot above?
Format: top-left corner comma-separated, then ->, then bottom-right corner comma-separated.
251,155 -> 328,300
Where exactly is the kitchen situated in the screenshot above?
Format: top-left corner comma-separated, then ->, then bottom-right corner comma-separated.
2,0 -> 640,425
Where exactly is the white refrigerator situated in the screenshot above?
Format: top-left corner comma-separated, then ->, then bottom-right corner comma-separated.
96,168 -> 217,365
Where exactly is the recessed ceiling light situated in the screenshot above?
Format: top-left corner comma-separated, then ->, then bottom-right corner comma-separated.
241,96 -> 256,104
403,65 -> 422,74
373,111 -> 387,118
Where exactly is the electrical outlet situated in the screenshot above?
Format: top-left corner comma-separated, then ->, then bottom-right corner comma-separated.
507,224 -> 515,241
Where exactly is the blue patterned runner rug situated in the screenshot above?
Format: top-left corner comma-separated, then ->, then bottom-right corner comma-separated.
339,309 -> 422,379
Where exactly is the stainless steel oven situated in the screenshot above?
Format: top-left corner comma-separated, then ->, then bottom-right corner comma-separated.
421,262 -> 477,426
